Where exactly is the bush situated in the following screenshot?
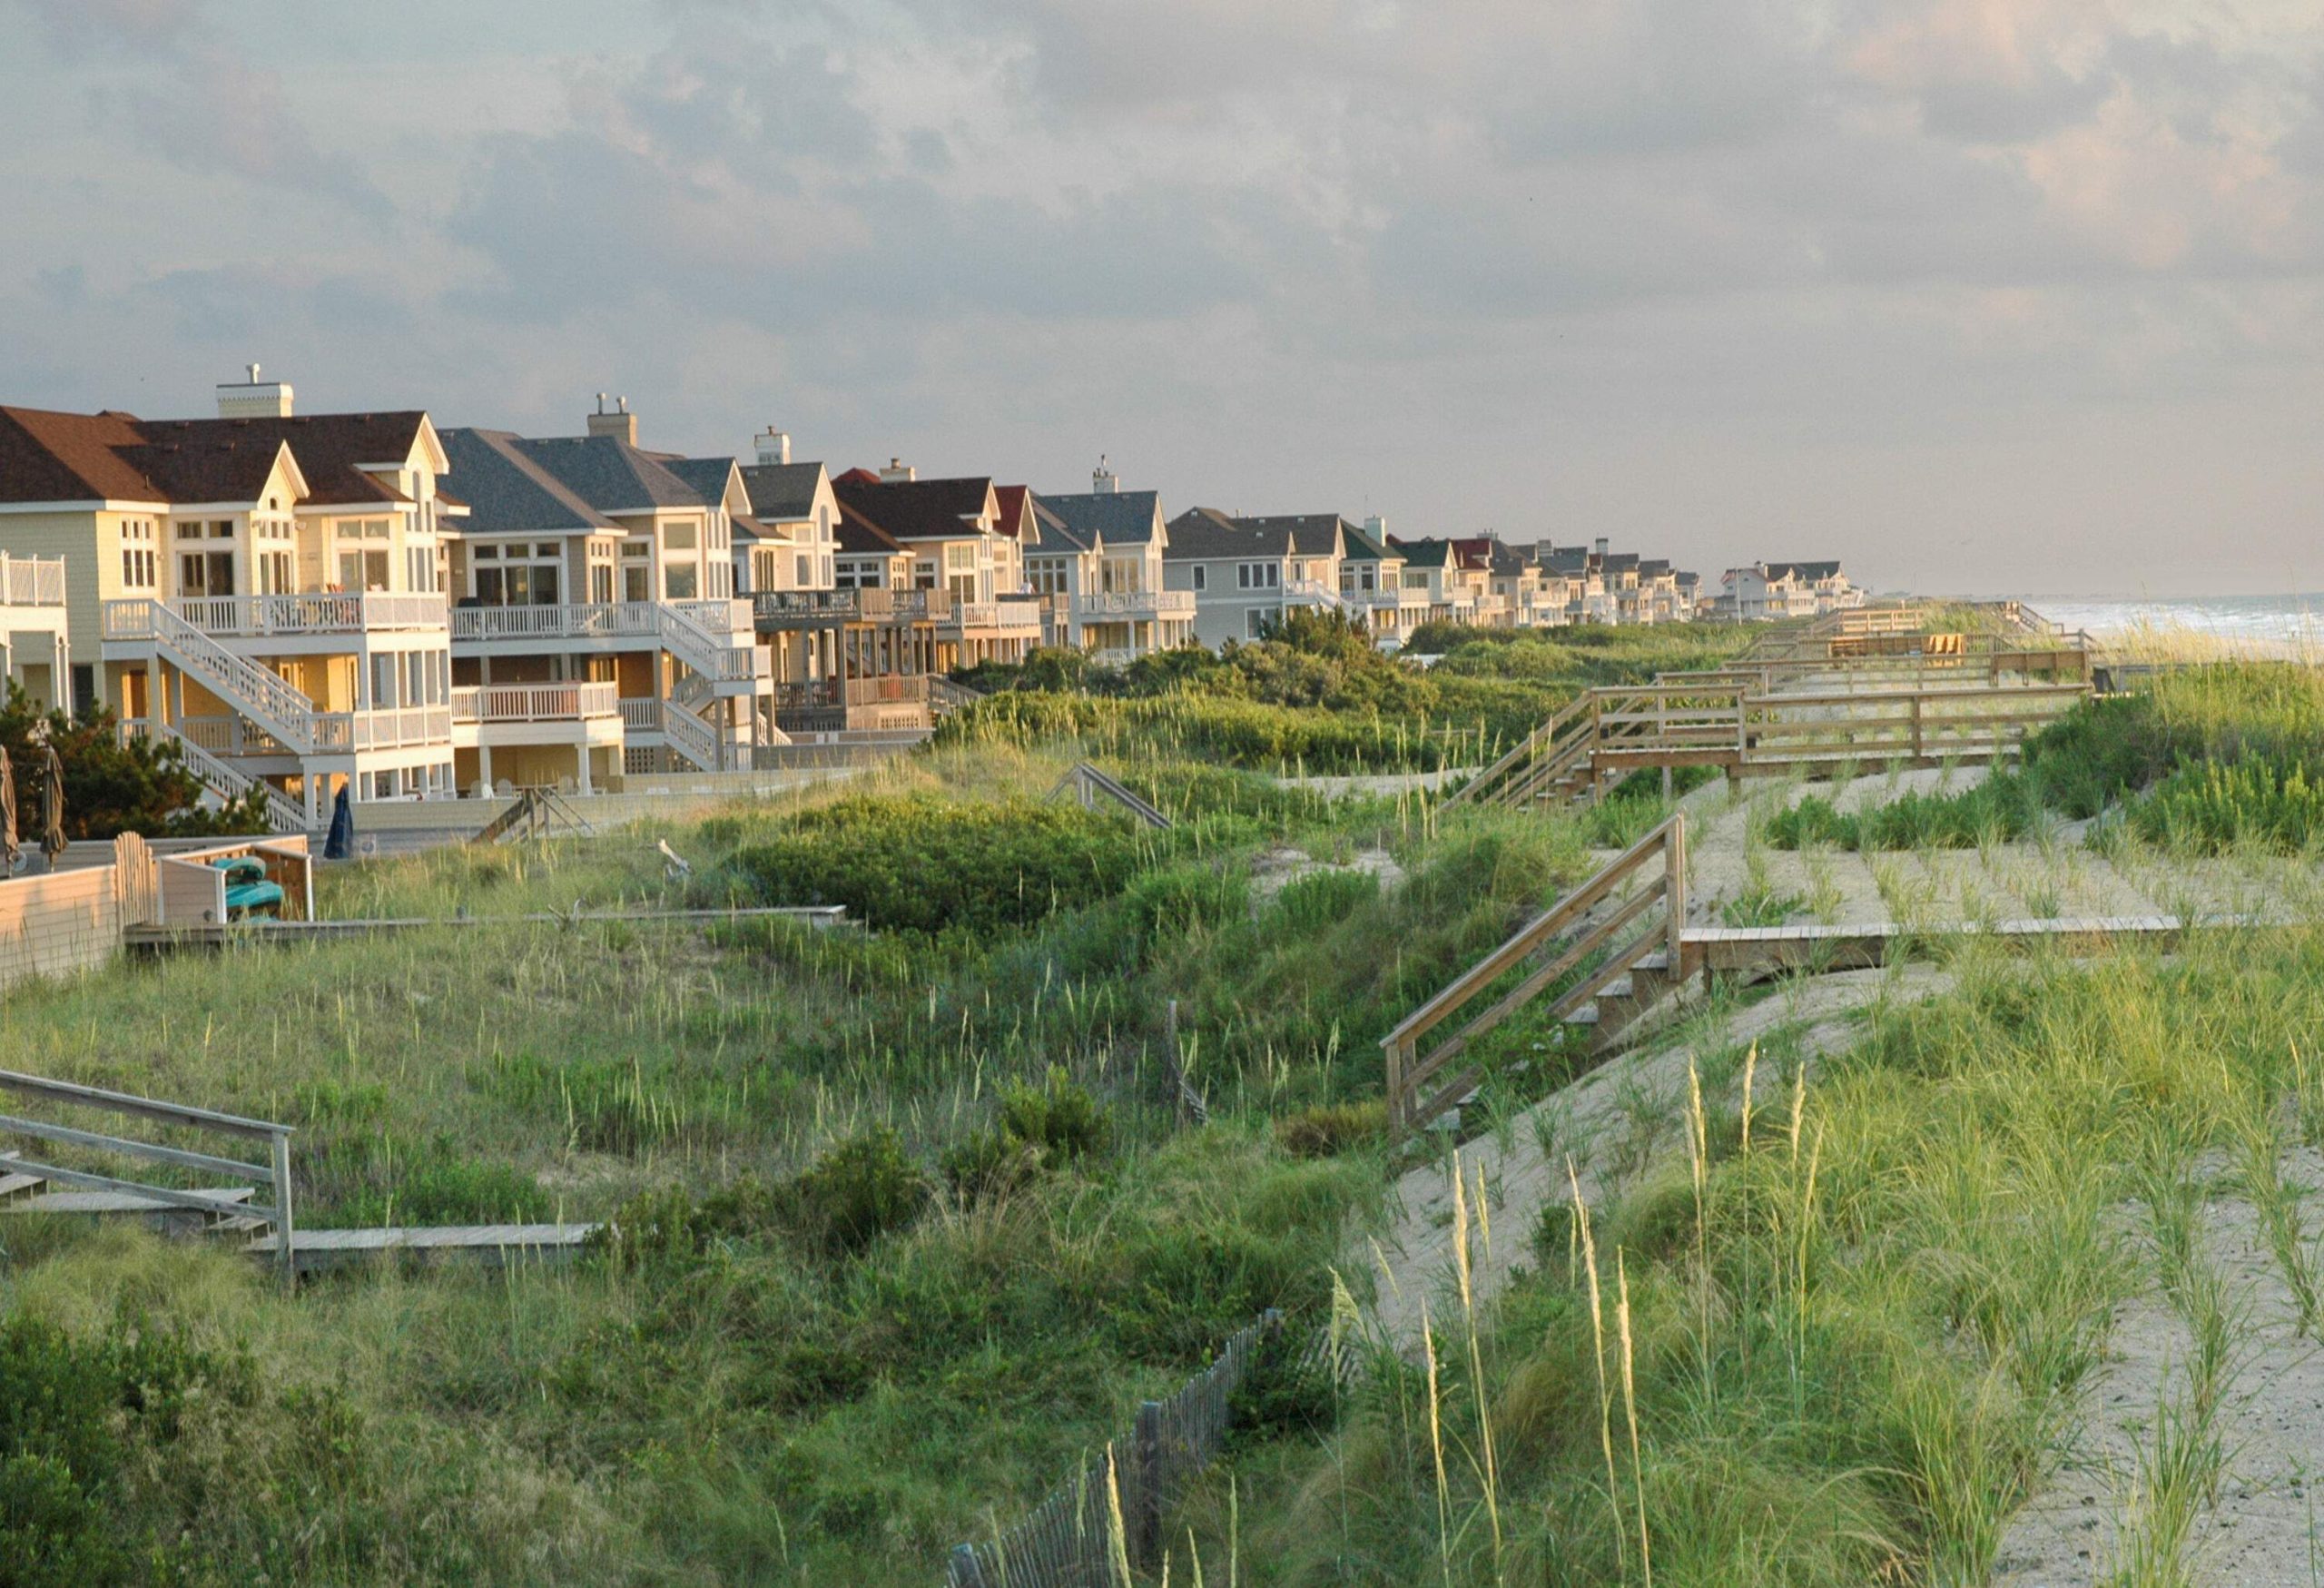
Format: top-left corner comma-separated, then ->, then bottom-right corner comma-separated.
1274,1100 -> 1387,1159
942,1069 -> 1113,1202
1122,861 -> 1249,940
1224,1320 -> 1339,1453
787,1127 -> 930,1257
732,794 -> 1144,933
2134,756 -> 2324,853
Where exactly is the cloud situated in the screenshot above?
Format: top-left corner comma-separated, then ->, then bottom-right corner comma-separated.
16,0 -> 202,60
119,49 -> 397,222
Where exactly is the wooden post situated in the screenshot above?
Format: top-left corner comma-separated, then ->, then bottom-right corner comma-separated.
1665,813 -> 1687,962
1910,693 -> 1924,762
270,1128 -> 296,1291
1384,1036 -> 1406,1142
1133,1399 -> 1164,1567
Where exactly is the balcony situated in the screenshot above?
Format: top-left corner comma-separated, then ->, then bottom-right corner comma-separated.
751,587 -> 963,630
450,602 -> 665,643
103,593 -> 448,642
173,706 -> 452,756
0,555 -> 67,608
1071,588 -> 1196,619
946,598 -> 1043,634
452,682 -> 621,725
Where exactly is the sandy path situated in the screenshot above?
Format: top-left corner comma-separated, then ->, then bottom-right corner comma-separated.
1996,1147 -> 2324,1585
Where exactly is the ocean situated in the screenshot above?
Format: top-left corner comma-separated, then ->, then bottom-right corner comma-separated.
2014,594 -> 2324,650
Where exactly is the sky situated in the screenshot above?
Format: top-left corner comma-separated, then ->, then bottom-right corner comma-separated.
3,0 -> 2322,597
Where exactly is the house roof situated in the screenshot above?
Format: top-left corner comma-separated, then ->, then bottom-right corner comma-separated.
656,456 -> 741,508
513,435 -> 707,514
1025,496 -> 1089,554
1340,520 -> 1397,563
832,474 -> 998,543
991,484 -> 1035,542
1162,507 -> 1285,561
133,411 -> 437,507
1039,489 -> 1163,547
1237,513 -> 1344,557
1486,541 -> 1532,576
1390,536 -> 1490,572
0,404 -> 430,508
1767,560 -> 1843,581
736,461 -> 828,523
438,429 -> 622,534
834,504 -> 907,557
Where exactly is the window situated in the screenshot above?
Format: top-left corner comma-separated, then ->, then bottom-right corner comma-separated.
1236,562 -> 1279,590
180,550 -> 235,597
664,561 -> 698,599
70,665 -> 94,715
665,522 -> 697,551
1245,606 -> 1281,638
590,564 -> 614,604
257,551 -> 293,594
913,558 -> 939,591
795,554 -> 812,587
1191,566 -> 1206,592
119,520 -> 156,588
944,543 -> 976,572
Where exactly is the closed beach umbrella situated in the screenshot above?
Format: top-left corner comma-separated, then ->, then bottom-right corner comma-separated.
0,747 -> 16,873
37,745 -> 64,863
323,784 -> 354,861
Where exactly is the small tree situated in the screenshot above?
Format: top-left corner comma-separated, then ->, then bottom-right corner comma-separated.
0,685 -> 270,841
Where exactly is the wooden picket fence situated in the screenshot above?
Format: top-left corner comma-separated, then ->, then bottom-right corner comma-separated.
946,1311 -> 1300,1587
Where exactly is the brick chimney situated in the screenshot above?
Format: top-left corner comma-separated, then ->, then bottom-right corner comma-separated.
217,362 -> 292,419
587,393 -> 637,446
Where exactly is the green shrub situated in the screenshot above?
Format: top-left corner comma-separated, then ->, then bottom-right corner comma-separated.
1271,869 -> 1381,934
1224,1321 -> 1339,1453
2134,756 -> 2324,853
1273,1100 -> 1387,1159
942,1069 -> 1113,1201
733,794 -> 1143,933
1122,861 -> 1249,940
787,1127 -> 930,1257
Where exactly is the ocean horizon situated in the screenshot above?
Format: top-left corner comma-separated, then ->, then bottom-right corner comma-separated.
1984,593 -> 2324,646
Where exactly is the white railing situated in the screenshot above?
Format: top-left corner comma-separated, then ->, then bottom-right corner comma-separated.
617,697 -> 661,732
674,598 -> 751,635
131,721 -> 307,833
149,593 -> 448,637
450,600 -> 768,686
346,706 -> 453,751
658,697 -> 722,770
1284,578 -> 1350,611
0,556 -> 67,608
950,599 -> 1044,631
1073,589 -> 1197,618
451,683 -> 620,724
657,602 -> 769,686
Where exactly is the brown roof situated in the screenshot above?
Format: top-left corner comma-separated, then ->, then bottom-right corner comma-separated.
992,484 -> 1032,540
832,474 -> 997,544
0,404 -> 432,509
0,407 -> 168,502
132,411 -> 429,506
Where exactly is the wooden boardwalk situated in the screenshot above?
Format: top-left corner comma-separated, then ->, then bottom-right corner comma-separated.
245,1223 -> 600,1277
128,902 -> 849,949
1682,913 -> 2223,978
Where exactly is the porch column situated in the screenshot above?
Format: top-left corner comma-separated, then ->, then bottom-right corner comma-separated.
477,745 -> 494,794
576,744 -> 594,795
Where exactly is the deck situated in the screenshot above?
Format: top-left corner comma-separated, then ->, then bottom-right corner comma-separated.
245,1223 -> 601,1276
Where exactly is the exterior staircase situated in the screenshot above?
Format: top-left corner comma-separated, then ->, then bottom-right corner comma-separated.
137,602 -> 330,755
657,603 -> 766,693
152,723 -> 309,833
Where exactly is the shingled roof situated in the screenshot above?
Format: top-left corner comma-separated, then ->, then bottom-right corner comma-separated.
0,405 -> 432,508
736,461 -> 828,523
514,435 -> 707,514
438,429 -> 620,534
1039,489 -> 1164,547
1162,507 -> 1286,560
133,411 -> 437,507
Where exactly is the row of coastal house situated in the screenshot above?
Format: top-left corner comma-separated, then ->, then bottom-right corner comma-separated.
0,372 -> 1860,825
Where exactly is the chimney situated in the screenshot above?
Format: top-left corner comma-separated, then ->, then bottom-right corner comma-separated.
586,392 -> 637,446
879,457 -> 916,484
754,427 -> 791,467
216,362 -> 293,419
1593,536 -> 1609,557
1091,455 -> 1118,495
1364,513 -> 1387,539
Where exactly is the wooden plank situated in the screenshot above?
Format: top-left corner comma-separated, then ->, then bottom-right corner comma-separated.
0,1069 -> 290,1141
11,1183 -> 253,1216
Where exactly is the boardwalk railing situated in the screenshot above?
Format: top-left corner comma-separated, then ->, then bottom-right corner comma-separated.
1047,764 -> 1173,830
1383,813 -> 1686,1139
0,1069 -> 295,1286
947,1311 -> 1283,1588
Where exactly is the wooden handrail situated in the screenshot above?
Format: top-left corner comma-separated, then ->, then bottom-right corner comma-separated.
1384,813 -> 1685,1139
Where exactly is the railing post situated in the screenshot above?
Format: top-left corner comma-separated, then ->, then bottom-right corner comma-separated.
1133,1399 -> 1164,1567
1384,1036 -> 1407,1142
1665,813 -> 1687,962
1910,693 -> 1925,761
270,1128 -> 296,1291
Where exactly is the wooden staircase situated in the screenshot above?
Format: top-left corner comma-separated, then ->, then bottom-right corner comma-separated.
1382,813 -> 1689,1139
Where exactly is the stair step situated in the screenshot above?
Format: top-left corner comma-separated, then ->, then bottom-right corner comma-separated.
1636,951 -> 1671,973
1563,1004 -> 1600,1027
1600,976 -> 1635,1001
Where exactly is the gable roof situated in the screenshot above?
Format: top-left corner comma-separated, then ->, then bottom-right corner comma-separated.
1024,495 -> 1088,554
513,435 -> 707,515
1237,512 -> 1344,557
1039,489 -> 1163,547
1340,520 -> 1396,563
834,503 -> 907,557
832,473 -> 998,543
655,456 -> 742,509
991,484 -> 1035,543
438,428 -> 620,534
1162,507 -> 1287,561
133,411 -> 439,507
0,405 -> 425,508
736,460 -> 829,523
1767,560 -> 1843,581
